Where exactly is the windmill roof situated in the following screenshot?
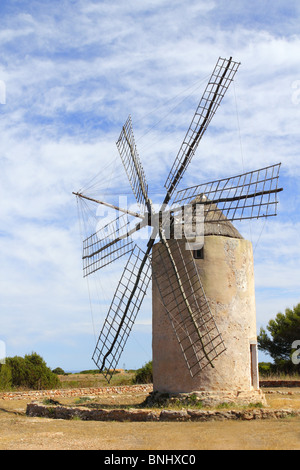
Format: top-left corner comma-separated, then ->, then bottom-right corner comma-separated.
194,196 -> 243,239
204,210 -> 243,239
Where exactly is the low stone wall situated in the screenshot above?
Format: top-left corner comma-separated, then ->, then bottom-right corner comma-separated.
260,380 -> 300,388
26,402 -> 300,422
0,384 -> 153,401
146,389 -> 267,407
1,381 -> 300,402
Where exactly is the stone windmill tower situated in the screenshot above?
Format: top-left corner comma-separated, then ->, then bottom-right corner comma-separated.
73,57 -> 282,405
152,198 -> 270,405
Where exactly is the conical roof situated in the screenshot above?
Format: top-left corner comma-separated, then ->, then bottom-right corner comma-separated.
194,195 -> 243,239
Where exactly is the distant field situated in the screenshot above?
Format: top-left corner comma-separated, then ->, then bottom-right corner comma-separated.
58,370 -> 135,389
58,371 -> 300,389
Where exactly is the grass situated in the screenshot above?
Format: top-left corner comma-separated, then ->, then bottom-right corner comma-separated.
65,389 -> 267,412
74,397 -> 93,404
57,370 -> 135,389
66,396 -> 267,413
260,372 -> 300,381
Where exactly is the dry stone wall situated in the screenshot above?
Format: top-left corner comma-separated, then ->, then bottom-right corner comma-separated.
1,381 -> 300,402
0,384 -> 153,401
260,380 -> 300,388
26,402 -> 300,422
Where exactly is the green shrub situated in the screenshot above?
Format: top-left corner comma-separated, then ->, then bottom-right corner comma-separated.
5,352 -> 60,390
133,361 -> 153,384
0,364 -> 12,391
259,360 -> 300,377
6,356 -> 27,387
258,362 -> 273,376
52,367 -> 65,375
79,369 -> 99,374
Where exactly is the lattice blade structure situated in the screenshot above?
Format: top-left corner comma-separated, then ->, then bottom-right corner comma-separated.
164,57 -> 240,200
152,239 -> 226,377
172,163 -> 282,222
82,214 -> 135,277
92,245 -> 152,383
116,115 -> 150,213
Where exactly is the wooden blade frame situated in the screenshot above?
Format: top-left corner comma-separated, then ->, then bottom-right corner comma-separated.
116,115 -> 151,214
82,213 -> 136,277
172,163 -> 283,222
74,56 -> 284,383
164,57 -> 240,202
87,57 -> 240,379
92,245 -> 152,383
152,238 -> 226,377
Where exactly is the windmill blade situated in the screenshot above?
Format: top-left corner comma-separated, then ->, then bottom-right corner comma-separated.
116,115 -> 151,213
164,57 -> 240,202
82,213 -> 141,277
92,244 -> 152,382
152,237 -> 226,377
172,163 -> 283,222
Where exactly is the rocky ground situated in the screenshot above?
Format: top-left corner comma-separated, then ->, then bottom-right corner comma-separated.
1,380 -> 300,450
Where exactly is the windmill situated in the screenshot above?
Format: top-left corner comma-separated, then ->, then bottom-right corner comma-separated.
73,57 -> 283,393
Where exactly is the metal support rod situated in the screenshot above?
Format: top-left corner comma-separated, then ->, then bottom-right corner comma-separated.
82,220 -> 145,260
170,187 -> 284,214
72,192 -> 143,219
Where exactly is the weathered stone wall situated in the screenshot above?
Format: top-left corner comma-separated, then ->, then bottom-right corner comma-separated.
152,236 -> 258,394
0,384 -> 153,401
26,402 -> 300,422
146,389 -> 266,407
260,380 -> 300,388
2,382 -> 299,402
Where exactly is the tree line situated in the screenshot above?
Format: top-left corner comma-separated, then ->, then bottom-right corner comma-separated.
0,352 -> 60,391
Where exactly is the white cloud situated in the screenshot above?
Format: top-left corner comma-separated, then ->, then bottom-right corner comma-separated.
0,0 -> 299,370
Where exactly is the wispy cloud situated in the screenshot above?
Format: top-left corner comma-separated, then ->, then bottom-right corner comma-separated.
0,0 -> 299,370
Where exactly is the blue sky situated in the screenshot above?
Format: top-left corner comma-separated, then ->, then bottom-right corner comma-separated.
0,0 -> 299,372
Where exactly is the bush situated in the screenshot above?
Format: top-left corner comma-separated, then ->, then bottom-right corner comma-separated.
79,369 -> 99,374
52,367 -> 65,375
133,361 -> 153,384
259,360 -> 300,377
258,362 -> 274,376
5,353 -> 60,390
0,364 -> 12,391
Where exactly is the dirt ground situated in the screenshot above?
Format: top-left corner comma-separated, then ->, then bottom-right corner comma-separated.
1,386 -> 300,450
